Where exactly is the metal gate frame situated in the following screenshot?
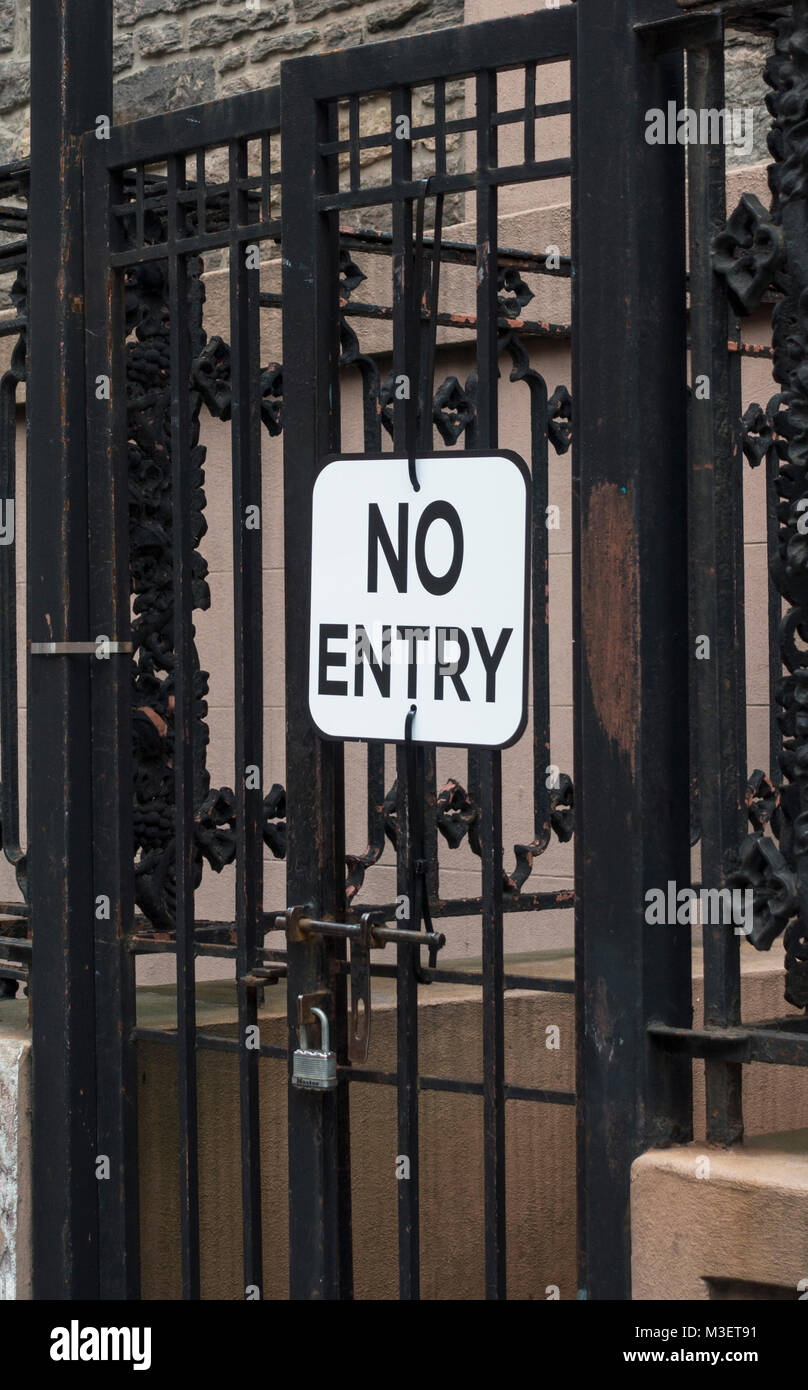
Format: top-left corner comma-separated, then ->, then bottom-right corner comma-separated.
27,0 -> 804,1302
280,4 -> 582,1303
278,0 -> 697,1300
81,84 -> 284,1301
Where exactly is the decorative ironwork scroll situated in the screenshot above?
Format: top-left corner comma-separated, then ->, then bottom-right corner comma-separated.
720,6 -> 808,1008
338,254 -> 574,907
120,173 -> 575,930
124,196 -> 285,932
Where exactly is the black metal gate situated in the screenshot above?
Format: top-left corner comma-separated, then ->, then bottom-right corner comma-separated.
17,0 -> 808,1302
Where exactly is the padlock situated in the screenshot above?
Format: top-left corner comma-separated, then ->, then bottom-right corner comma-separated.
292,1005 -> 337,1091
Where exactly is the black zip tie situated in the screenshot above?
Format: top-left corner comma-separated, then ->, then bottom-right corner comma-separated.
420,189 -> 444,455
407,180 -> 445,489
406,177 -> 429,492
408,180 -> 446,490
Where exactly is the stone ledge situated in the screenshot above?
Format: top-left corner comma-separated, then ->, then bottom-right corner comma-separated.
631,1129 -> 808,1300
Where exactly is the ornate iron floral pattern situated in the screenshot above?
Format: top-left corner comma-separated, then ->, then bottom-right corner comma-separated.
712,191 -> 786,316
722,6 -> 808,1008
119,177 -> 576,928
337,257 -> 575,907
124,193 -> 285,931
0,155 -> 574,953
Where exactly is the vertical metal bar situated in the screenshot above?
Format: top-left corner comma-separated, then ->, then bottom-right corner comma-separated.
729,342 -> 747,861
333,750 -> 353,1303
766,440 -> 782,784
281,67 -> 346,1300
570,32 -> 587,1302
357,298 -> 389,934
418,186 -> 441,921
434,78 -> 447,178
167,153 -> 201,1300
574,0 -> 693,1301
687,41 -> 744,1145
524,63 -> 536,164
29,0 -> 112,1300
196,150 -> 206,235
83,141 -> 140,1301
476,67 -> 506,1301
391,82 -> 421,1302
135,164 -> 145,250
0,349 -> 23,886
261,133 -> 271,227
348,95 -> 360,192
229,137 -> 265,1298
531,376 -> 552,849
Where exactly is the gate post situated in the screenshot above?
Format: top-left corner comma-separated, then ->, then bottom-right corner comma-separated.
573,0 -> 693,1300
281,63 -> 347,1300
28,0 -> 113,1298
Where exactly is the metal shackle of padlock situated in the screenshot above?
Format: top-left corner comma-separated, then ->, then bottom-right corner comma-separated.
292,1003 -> 337,1092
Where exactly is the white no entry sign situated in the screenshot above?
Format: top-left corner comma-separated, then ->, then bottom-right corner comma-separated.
308,452 -> 530,748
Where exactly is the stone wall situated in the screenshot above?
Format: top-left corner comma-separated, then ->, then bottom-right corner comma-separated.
0,4 -> 779,168
0,0 -> 462,164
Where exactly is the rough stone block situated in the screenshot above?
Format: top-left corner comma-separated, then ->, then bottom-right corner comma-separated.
0,0 -> 15,54
323,21 -> 363,48
116,0 -> 211,26
113,34 -> 136,72
187,2 -> 292,49
294,0 -> 352,22
0,60 -> 28,115
138,21 -> 184,57
366,0 -> 430,35
250,25 -> 316,59
115,57 -> 217,125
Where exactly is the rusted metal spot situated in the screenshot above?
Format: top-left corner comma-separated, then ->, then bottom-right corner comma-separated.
581,482 -> 639,775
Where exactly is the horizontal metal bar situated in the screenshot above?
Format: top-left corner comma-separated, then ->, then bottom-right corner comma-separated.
634,11 -> 723,53
290,912 -> 445,951
288,5 -> 575,101
314,159 -> 572,212
129,893 -> 576,952
239,969 -> 286,988
134,1027 -> 287,1062
649,1022 -> 808,1067
372,924 -> 444,948
677,0 -> 787,16
351,891 -> 575,920
751,1015 -> 808,1035
729,340 -> 773,359
337,224 -> 572,276
343,961 -> 574,994
102,85 -> 281,169
30,640 -> 133,655
319,100 -> 573,158
342,1067 -> 574,1105
0,963 -> 27,981
109,219 -> 280,268
337,299 -> 572,341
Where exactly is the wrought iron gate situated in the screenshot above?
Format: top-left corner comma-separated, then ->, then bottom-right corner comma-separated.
14,0 -> 808,1302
